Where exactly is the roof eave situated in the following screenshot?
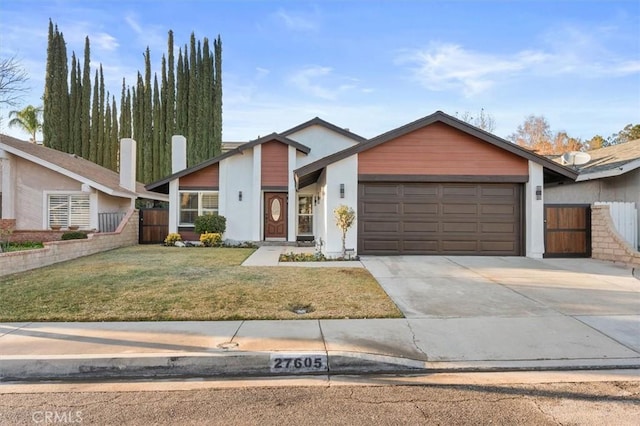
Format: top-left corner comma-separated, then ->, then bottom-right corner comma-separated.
577,158 -> 640,181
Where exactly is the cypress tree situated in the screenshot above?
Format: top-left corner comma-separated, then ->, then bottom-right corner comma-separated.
152,74 -> 161,181
110,96 -> 119,171
43,20 -> 55,147
175,49 -> 186,136
81,37 -> 91,159
69,53 -> 81,154
166,30 -> 175,138
103,94 -> 112,170
55,30 -> 70,152
97,65 -> 105,165
143,48 -> 153,183
202,38 -> 213,158
90,69 -> 99,162
213,35 -> 222,157
160,55 -> 168,177
188,34 -> 198,166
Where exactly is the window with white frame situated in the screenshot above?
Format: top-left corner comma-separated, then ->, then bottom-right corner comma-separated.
179,191 -> 219,226
48,194 -> 91,229
297,195 -> 313,235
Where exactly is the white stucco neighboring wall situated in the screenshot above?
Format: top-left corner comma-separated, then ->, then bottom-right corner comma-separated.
322,155 -> 358,258
526,161 -> 545,258
0,150 -> 15,219
222,149 -> 255,242
251,144 -> 262,241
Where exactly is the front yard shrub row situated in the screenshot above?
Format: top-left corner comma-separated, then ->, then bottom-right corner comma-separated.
194,214 -> 226,235
61,231 -> 88,240
200,232 -> 222,247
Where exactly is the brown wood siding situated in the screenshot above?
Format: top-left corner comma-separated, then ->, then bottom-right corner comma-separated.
179,163 -> 219,189
261,141 -> 289,188
359,122 -> 528,177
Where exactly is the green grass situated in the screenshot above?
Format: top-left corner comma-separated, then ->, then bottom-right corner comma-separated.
0,246 -> 402,321
1,242 -> 44,252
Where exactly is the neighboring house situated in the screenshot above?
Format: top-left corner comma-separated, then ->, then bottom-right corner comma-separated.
546,139 -> 640,248
0,135 -> 168,232
146,111 -> 577,258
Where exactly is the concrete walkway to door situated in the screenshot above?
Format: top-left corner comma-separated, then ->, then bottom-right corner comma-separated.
361,255 -> 640,364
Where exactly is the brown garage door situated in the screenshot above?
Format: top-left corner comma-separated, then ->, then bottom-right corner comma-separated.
358,182 -> 522,255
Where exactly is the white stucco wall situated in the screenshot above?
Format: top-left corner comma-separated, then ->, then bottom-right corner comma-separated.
322,155 -> 358,258
222,149 -> 255,242
525,161 -> 545,258
287,125 -> 360,168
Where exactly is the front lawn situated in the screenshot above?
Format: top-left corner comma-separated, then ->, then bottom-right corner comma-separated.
0,246 -> 402,321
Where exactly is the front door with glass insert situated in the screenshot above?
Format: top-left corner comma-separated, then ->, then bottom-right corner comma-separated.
297,195 -> 313,239
264,192 -> 287,239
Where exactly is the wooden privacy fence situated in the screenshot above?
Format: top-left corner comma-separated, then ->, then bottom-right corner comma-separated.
594,202 -> 638,249
544,205 -> 591,258
98,212 -> 127,233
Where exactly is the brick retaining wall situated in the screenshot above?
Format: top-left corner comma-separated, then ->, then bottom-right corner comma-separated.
0,210 -> 139,277
591,205 -> 640,268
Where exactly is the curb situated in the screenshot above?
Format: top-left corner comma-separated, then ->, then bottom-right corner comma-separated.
2,352 -> 640,382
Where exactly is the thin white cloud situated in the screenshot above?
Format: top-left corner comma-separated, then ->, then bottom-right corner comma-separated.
398,42 -> 547,97
94,32 -> 119,51
289,66 -> 362,100
400,24 -> 639,98
125,14 -> 143,34
273,8 -> 319,31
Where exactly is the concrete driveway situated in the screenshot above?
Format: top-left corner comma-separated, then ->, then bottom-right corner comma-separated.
361,256 -> 640,355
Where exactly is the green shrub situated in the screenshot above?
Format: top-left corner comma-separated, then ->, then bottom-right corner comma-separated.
194,214 -> 226,235
61,231 -> 88,240
164,233 -> 182,246
199,232 -> 222,247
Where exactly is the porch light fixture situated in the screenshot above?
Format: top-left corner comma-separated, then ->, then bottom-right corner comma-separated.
239,191 -> 243,201
535,186 -> 542,200
340,184 -> 345,199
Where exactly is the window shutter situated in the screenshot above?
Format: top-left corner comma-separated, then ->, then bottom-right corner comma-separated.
48,195 -> 69,227
69,195 -> 91,228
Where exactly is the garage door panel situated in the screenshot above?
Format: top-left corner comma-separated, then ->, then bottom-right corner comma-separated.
362,202 -> 399,214
363,221 -> 399,233
443,204 -> 478,215
359,182 -> 521,255
403,185 -> 438,197
403,203 -> 438,214
442,186 -> 478,197
402,240 -> 439,252
403,221 -> 438,233
442,222 -> 478,233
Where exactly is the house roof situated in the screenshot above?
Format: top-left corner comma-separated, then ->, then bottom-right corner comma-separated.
281,116 -> 367,142
574,139 -> 640,181
0,134 -> 167,201
145,133 -> 311,193
294,111 -> 579,189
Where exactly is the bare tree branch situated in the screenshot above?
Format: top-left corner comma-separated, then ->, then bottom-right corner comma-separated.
0,56 -> 29,108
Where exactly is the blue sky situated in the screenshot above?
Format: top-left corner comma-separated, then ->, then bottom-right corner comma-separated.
1,0 -> 638,143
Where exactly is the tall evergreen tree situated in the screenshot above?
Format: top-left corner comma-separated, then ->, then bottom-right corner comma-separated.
68,52 -> 81,154
187,34 -> 198,166
43,22 -> 70,151
43,20 -> 55,147
96,65 -> 105,165
166,30 -> 175,138
143,48 -> 153,183
81,37 -> 91,159
213,35 -> 222,157
110,96 -> 119,171
103,94 -> 112,170
89,69 -> 99,162
160,56 -> 168,177
152,74 -> 161,181
175,49 -> 186,136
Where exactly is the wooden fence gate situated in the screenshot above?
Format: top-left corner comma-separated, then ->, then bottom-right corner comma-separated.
139,208 -> 169,244
544,205 -> 591,258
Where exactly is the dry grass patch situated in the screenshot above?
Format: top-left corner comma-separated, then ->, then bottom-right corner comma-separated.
0,246 -> 402,321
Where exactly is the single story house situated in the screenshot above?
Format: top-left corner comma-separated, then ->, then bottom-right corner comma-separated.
546,139 -> 640,249
146,111 -> 578,258
0,135 -> 167,233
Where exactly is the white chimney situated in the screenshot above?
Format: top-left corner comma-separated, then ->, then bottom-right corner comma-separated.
172,135 -> 187,173
119,138 -> 137,192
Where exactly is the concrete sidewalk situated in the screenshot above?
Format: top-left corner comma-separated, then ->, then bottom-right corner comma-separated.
2,318 -> 639,381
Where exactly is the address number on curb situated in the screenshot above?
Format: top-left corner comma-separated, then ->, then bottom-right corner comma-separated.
269,354 -> 327,373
